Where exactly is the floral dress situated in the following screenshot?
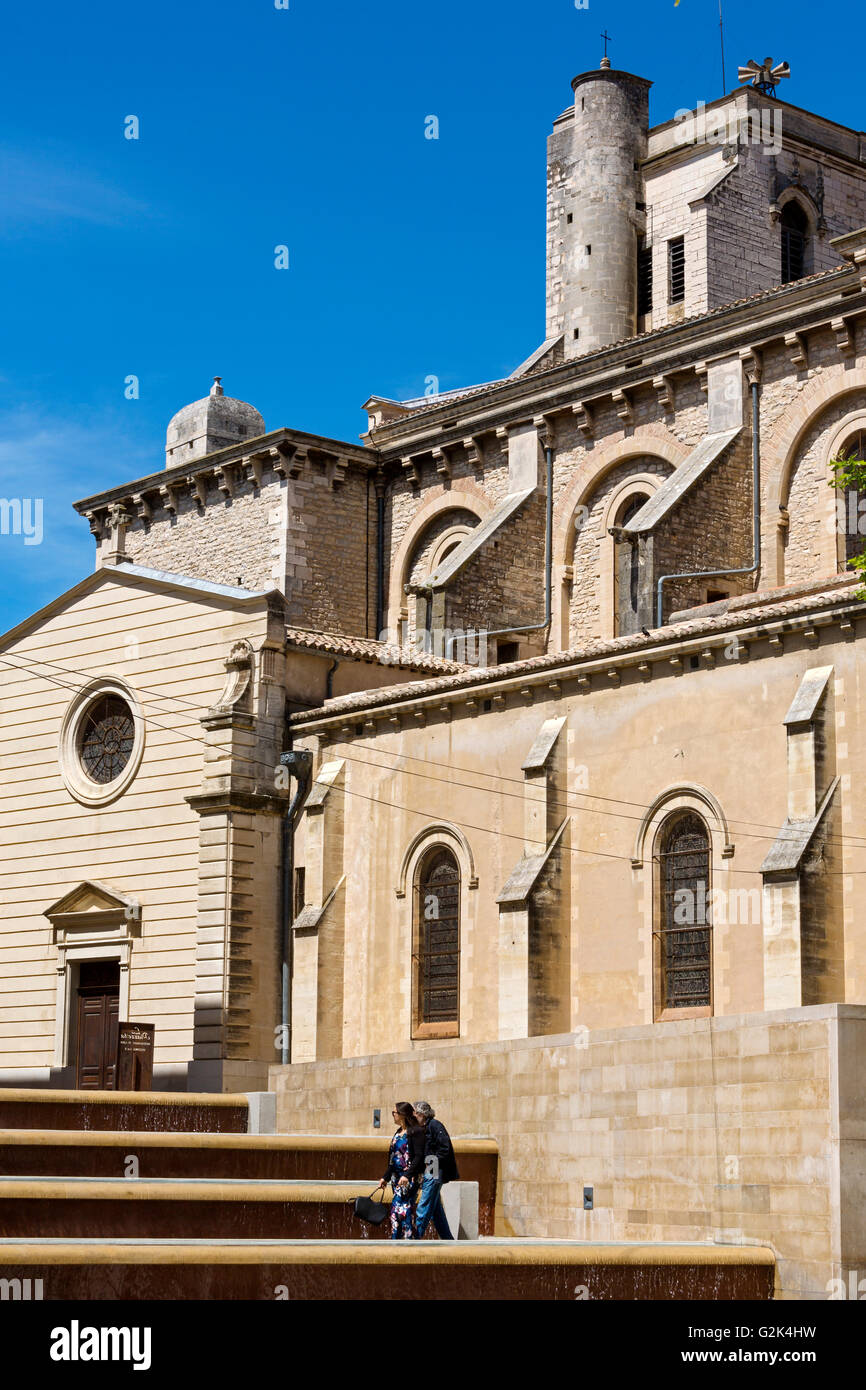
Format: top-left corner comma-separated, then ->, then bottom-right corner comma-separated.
387,1130 -> 418,1240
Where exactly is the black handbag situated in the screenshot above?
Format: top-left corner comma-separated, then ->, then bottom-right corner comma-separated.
352,1186 -> 390,1226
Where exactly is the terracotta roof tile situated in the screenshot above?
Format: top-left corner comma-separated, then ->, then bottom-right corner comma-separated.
290,574 -> 863,725
285,626 -> 466,675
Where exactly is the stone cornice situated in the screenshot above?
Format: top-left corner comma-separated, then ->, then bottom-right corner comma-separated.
75,426 -> 379,522
185,788 -> 288,816
368,268 -> 862,461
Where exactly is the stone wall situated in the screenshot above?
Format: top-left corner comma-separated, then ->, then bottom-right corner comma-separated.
120,462 -> 375,638
270,1004 -> 866,1299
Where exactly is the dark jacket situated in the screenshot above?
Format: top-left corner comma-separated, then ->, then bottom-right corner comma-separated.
424,1117 -> 459,1184
382,1125 -> 426,1184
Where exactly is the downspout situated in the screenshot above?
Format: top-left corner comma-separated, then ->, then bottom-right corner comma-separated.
654,381 -> 762,627
325,656 -> 339,700
278,747 -> 313,1067
375,474 -> 386,640
445,442 -> 554,657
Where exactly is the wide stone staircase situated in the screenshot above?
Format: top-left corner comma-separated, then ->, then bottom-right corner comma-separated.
0,1089 -> 776,1300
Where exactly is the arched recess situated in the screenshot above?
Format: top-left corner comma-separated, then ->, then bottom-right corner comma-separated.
602,474 -> 662,639
551,432 -> 688,651
395,821 -> 477,1042
825,412 -> 866,572
776,188 -> 819,283
653,809 -> 713,1019
632,783 -> 734,868
386,488 -> 491,639
633,785 -> 735,1024
395,821 -> 478,898
766,372 -> 866,585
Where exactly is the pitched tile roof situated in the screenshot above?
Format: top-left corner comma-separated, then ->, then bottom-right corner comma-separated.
290,574 -> 863,725
285,626 -> 466,674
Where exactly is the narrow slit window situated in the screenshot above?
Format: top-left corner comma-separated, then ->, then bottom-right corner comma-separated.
637,239 -> 653,316
781,201 -> 808,284
668,237 -> 685,303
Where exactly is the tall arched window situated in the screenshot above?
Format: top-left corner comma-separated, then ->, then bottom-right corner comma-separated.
781,201 -> 809,284
413,847 -> 460,1037
834,429 -> 866,567
613,493 -> 649,636
655,811 -> 712,1016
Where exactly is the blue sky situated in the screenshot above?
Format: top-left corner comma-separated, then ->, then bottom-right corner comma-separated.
0,0 -> 863,629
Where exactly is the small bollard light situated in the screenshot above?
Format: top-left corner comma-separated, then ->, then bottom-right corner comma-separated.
373,1108 -> 381,1128
583,1186 -> 593,1210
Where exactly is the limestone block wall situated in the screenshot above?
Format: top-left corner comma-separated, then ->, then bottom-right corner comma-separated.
120,461 -> 375,638
653,431 -> 755,619
703,140 -> 866,310
644,145 -> 725,323
120,469 -> 284,594
444,491 -> 548,643
569,456 -> 672,644
291,612 -> 865,1059
270,1005 -> 866,1299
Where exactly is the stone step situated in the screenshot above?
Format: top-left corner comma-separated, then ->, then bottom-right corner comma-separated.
0,1089 -> 247,1134
0,1131 -> 499,1233
0,1178 -> 395,1240
0,1237 -> 776,1301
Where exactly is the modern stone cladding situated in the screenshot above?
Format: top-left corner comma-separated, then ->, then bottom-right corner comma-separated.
270,1005 -> 866,1300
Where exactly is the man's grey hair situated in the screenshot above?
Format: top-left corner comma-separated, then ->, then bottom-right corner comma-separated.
414,1101 -> 435,1119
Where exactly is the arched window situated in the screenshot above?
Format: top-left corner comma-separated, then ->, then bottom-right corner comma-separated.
413,847 -> 460,1036
613,493 -> 649,636
781,201 -> 809,284
655,811 -> 712,1015
834,429 -> 866,567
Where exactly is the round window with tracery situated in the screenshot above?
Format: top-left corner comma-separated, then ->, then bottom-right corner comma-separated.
78,695 -> 135,784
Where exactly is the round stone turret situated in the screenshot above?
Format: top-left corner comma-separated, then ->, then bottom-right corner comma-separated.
547,63 -> 652,356
165,378 -> 265,467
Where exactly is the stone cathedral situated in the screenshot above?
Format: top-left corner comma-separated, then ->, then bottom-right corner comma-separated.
3,57 -> 866,1296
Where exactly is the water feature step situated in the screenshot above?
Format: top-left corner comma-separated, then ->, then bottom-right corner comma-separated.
0,1177 -> 418,1240
0,1131 -> 499,1232
0,1238 -> 776,1300
0,1089 -> 247,1133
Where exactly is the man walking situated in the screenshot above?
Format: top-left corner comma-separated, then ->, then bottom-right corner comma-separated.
413,1101 -> 459,1239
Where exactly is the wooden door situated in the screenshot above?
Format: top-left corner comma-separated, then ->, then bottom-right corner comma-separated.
76,961 -> 120,1089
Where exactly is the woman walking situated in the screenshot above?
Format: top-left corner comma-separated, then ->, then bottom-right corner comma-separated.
379,1101 -> 425,1239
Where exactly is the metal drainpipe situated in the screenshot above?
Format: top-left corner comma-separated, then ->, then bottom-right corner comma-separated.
278,748 -> 313,1067
325,656 -> 339,700
446,443 -> 554,658
654,382 -> 762,627
375,476 -> 386,640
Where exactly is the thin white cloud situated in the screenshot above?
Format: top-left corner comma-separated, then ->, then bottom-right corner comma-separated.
0,147 -> 153,233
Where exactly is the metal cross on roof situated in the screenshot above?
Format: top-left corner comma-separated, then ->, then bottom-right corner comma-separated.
737,55 -> 791,96
600,29 -> 612,58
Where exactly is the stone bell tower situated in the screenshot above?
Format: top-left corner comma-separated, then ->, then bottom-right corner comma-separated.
547,59 -> 652,356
